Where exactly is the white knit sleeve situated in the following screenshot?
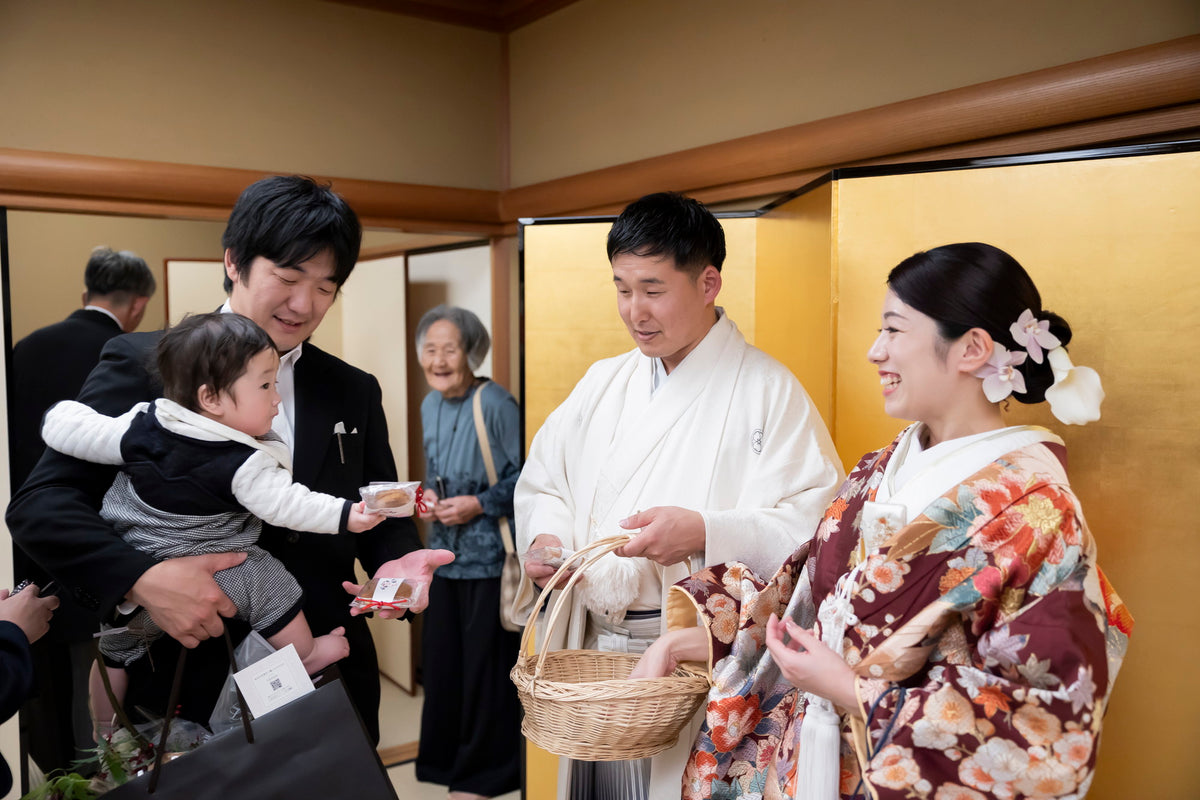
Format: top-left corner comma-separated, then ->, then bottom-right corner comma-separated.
40,400 -> 147,465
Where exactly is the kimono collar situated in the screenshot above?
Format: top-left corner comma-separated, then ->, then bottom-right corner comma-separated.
876,423 -> 1061,521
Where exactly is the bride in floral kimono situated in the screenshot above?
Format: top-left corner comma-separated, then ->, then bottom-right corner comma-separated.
632,242 -> 1132,800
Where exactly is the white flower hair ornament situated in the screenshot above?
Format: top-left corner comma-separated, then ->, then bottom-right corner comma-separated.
1044,347 -> 1104,425
975,343 -> 1027,403
1009,308 -> 1061,363
976,308 -> 1105,425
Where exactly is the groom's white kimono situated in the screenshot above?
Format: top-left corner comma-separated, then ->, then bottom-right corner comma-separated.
514,309 -> 843,798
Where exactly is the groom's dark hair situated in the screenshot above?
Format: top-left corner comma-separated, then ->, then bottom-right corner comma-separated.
607,191 -> 726,277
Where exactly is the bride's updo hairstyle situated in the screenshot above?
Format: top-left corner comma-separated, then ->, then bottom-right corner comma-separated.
886,242 -> 1072,404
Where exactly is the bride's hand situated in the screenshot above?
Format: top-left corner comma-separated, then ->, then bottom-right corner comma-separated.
765,614 -> 858,709
629,628 -> 708,679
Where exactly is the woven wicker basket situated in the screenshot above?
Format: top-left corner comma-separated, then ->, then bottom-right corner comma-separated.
510,535 -> 710,761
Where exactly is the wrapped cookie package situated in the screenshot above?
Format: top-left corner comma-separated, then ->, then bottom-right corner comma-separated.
360,481 -> 423,517
526,545 -> 575,568
349,577 -> 425,612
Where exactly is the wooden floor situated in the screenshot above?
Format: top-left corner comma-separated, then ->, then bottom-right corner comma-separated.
378,739 -> 419,767
377,677 -> 520,799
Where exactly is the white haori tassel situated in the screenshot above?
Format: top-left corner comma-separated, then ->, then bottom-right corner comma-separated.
577,551 -> 640,617
794,569 -> 860,800
795,693 -> 841,800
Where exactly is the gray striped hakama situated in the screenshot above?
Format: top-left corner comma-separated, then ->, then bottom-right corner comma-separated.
567,609 -> 662,800
98,472 -> 304,665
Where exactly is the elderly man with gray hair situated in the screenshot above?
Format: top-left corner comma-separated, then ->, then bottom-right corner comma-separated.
412,304 -> 522,800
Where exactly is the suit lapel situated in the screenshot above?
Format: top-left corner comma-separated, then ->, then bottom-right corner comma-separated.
292,347 -> 337,487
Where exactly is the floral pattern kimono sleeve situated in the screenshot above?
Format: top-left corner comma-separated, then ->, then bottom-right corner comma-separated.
668,542 -> 812,799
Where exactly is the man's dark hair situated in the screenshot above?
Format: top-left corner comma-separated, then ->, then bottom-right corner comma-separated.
83,246 -> 155,303
157,312 -> 275,412
221,175 -> 362,292
606,191 -> 726,276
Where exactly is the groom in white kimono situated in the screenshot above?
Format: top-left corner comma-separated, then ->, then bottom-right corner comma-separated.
513,192 -> 844,800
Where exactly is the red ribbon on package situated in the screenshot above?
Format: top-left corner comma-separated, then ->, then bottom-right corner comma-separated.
414,485 -> 429,515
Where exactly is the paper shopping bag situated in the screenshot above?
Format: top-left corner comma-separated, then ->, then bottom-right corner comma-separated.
103,676 -> 397,799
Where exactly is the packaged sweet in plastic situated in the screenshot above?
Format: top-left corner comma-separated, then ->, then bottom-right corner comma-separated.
359,481 -> 425,517
525,545 -> 575,568
349,577 -> 424,612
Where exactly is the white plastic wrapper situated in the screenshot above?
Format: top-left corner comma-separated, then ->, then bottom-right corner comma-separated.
525,545 -> 575,568
359,481 -> 423,517
209,630 -> 276,733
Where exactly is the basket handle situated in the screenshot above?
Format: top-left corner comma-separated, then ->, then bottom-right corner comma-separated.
517,534 -> 633,678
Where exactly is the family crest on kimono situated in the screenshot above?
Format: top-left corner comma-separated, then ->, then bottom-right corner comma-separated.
514,191 -> 844,800
637,242 -> 1132,800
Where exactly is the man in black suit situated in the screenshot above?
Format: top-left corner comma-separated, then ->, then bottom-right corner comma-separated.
7,176 -> 452,747
8,246 -> 155,774
10,246 -> 155,487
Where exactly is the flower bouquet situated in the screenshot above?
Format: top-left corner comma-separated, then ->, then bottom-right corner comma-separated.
21,716 -> 209,800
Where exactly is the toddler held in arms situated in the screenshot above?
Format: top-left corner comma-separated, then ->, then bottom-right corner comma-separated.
40,312 -> 383,735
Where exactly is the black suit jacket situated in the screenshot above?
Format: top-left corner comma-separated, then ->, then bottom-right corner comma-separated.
6,330 -> 422,742
9,308 -> 123,489
8,308 -> 124,641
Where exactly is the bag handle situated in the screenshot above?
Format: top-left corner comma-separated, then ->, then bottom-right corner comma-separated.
92,639 -> 154,752
139,626 -> 255,793
515,534 -> 633,681
471,383 -> 514,557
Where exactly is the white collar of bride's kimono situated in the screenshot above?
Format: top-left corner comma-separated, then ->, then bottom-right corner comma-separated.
879,423 -> 1061,512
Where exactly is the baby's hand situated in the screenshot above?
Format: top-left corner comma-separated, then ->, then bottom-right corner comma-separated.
417,488 -> 439,521
348,501 -> 384,533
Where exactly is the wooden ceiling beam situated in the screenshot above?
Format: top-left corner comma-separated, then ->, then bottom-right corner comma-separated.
324,0 -> 580,33
0,148 -> 503,230
501,35 -> 1200,218
0,36 -> 1195,230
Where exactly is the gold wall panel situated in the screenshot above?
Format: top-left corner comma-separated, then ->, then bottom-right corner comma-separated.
833,151 -> 1200,798
754,183 -> 836,428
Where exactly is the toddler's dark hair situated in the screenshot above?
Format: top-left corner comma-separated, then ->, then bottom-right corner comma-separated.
157,312 -> 275,411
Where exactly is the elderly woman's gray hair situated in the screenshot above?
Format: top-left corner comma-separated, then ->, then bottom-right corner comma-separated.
415,305 -> 492,371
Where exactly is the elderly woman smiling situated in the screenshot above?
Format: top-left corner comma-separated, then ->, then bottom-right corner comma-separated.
413,305 -> 522,800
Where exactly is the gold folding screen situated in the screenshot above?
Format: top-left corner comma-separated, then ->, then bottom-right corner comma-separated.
520,145 -> 1200,799
829,151 -> 1199,799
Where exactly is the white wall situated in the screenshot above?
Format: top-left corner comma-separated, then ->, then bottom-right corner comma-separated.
509,0 -> 1200,185
165,260 -> 227,324
340,255 -> 409,471
338,254 -> 414,688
